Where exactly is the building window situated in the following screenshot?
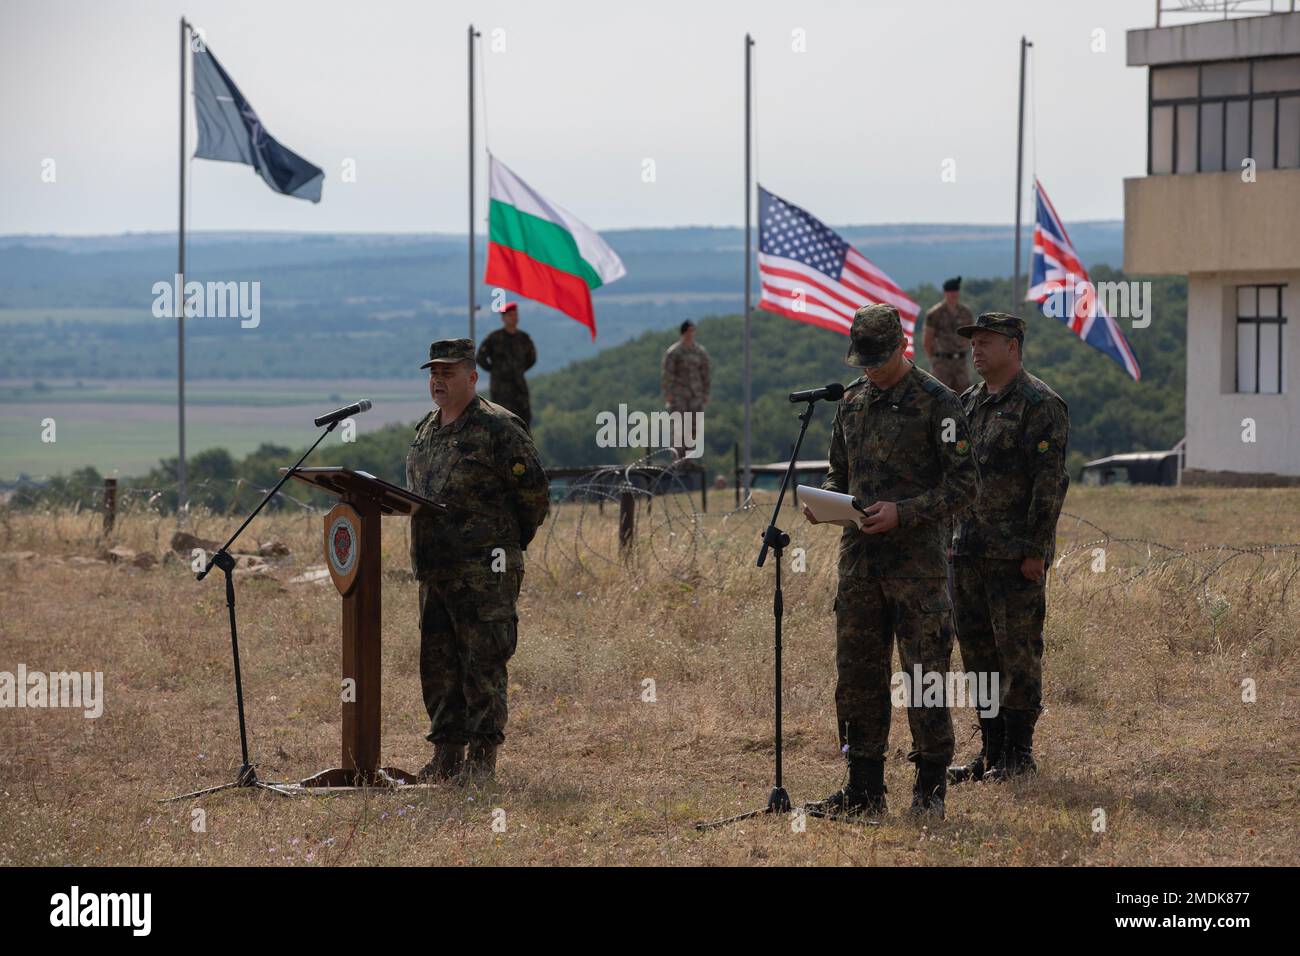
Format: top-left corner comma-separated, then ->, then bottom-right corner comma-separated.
1236,285 -> 1286,395
1149,56 -> 1300,174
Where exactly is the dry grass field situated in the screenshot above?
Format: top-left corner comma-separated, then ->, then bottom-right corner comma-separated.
1,485 -> 1297,866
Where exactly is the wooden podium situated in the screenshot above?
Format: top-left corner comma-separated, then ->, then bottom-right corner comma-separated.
281,467 -> 445,789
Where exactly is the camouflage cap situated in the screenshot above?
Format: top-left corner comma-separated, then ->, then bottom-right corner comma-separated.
420,338 -> 476,368
957,312 -> 1025,342
844,303 -> 904,368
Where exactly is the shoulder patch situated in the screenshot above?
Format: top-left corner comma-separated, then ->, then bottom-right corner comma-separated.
920,376 -> 949,399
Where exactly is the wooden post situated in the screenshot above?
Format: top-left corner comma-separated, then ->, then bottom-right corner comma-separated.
103,478 -> 117,534
734,442 -> 740,509
619,490 -> 635,553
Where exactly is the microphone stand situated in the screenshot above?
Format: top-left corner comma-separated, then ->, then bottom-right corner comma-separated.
162,420 -> 339,802
697,394 -> 860,829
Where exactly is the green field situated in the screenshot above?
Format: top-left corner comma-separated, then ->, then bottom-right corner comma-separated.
0,307 -> 149,326
0,378 -> 430,480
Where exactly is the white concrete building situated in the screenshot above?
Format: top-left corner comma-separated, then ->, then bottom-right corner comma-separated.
1126,5 -> 1300,482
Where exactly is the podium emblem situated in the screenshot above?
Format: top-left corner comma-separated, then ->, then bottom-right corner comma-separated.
323,502 -> 362,595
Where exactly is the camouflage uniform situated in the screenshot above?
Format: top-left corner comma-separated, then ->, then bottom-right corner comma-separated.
661,339 -> 710,459
406,346 -> 550,753
950,313 -> 1069,781
476,328 -> 538,428
924,301 -> 974,393
822,317 -> 979,773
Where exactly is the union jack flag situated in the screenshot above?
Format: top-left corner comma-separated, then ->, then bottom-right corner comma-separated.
1027,178 -> 1141,381
758,186 -> 918,358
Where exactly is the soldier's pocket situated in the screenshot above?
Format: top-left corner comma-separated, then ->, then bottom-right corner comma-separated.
477,569 -> 522,661
917,590 -> 955,654
478,608 -> 517,660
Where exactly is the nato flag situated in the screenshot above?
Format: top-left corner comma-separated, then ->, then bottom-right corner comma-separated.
192,44 -> 324,203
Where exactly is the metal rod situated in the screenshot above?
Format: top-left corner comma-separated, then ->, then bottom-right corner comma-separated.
178,17 -> 188,521
743,33 -> 754,498
468,24 -> 478,342
1012,35 -> 1031,311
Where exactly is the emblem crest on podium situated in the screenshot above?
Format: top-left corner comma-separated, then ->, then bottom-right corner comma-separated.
324,503 -> 361,595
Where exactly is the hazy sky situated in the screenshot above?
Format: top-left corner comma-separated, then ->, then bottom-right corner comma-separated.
2,0 -> 1158,235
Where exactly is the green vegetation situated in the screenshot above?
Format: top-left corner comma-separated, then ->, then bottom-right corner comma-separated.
531,268 -> 1187,480
7,269 -> 1186,512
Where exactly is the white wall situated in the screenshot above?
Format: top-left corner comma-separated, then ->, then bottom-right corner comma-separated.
1185,272 -> 1300,476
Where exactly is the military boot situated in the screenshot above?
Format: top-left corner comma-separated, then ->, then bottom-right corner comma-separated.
983,709 -> 1038,782
459,739 -> 499,784
416,742 -> 464,783
947,715 -> 1004,784
909,759 -> 948,820
806,757 -> 886,818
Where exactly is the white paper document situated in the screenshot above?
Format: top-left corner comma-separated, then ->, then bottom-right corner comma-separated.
797,485 -> 864,528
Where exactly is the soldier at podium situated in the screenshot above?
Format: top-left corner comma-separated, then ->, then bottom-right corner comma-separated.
406,338 -> 551,784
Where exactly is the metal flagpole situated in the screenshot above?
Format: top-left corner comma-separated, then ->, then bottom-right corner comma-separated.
468,24 -> 480,341
743,33 -> 754,497
178,16 -> 189,522
1012,35 -> 1031,311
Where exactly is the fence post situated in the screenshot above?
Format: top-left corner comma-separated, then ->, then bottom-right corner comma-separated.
734,442 -> 740,509
619,490 -> 635,554
103,478 -> 117,534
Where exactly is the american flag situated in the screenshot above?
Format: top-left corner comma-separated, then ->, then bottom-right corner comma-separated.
1027,178 -> 1141,381
758,186 -> 918,358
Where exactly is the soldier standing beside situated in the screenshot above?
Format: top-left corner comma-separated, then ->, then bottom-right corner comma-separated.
947,313 -> 1069,785
803,304 -> 979,820
660,319 -> 710,461
923,276 -> 974,393
406,339 -> 550,784
476,301 -> 538,429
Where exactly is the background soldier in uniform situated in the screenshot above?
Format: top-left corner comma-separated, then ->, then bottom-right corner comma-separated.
476,301 -> 538,429
923,276 -> 974,393
406,338 -> 550,784
948,313 -> 1069,785
803,304 -> 979,820
660,319 -> 710,461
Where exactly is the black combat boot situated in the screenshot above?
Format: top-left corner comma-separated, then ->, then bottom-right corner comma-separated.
983,709 -> 1038,782
417,742 -> 464,783
947,715 -> 1004,784
909,759 -> 948,819
806,757 -> 887,818
460,739 -> 499,784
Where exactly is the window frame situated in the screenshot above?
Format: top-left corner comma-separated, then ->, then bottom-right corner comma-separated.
1149,57 -> 1300,174
1234,283 -> 1288,396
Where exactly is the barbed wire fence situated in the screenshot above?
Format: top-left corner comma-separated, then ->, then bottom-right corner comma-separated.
4,469 -> 1300,622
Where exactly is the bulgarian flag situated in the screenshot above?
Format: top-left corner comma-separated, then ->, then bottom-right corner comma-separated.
485,155 -> 626,339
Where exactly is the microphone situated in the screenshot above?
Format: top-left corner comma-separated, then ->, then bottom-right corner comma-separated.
788,382 -> 845,403
314,399 -> 372,428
